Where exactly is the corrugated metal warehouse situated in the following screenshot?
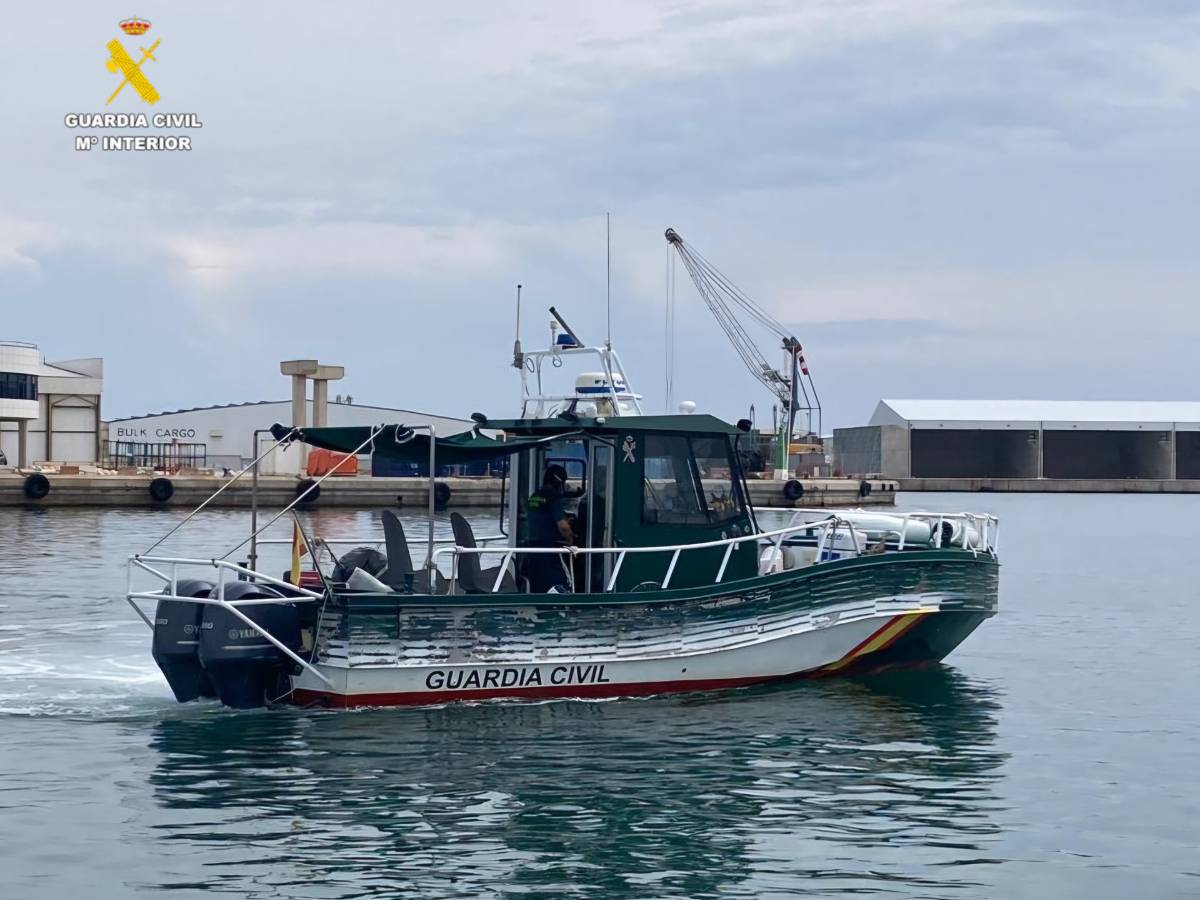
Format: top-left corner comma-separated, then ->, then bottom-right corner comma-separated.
834,400 -> 1200,480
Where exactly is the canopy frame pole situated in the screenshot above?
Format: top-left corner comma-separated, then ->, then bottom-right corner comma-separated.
142,427 -> 296,557
220,426 -> 383,561
249,427 -> 274,574
426,424 -> 437,577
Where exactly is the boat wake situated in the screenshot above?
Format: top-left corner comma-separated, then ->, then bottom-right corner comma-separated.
0,648 -> 175,719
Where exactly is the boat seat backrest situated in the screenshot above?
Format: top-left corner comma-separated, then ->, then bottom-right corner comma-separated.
449,512 -> 484,587
381,510 -> 414,589
449,512 -> 517,593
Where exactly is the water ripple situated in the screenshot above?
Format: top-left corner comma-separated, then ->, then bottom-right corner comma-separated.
2,501 -> 1199,898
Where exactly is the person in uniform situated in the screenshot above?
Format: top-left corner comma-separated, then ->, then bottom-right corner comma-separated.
524,464 -> 574,591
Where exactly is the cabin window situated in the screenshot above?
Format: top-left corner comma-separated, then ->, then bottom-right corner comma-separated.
541,438 -> 588,496
642,435 -> 706,525
690,436 -> 745,524
642,434 -> 744,526
518,439 -> 588,545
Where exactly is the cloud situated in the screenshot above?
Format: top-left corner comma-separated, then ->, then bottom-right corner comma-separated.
0,219 -> 63,274
159,221 -> 513,287
4,0 -> 1200,428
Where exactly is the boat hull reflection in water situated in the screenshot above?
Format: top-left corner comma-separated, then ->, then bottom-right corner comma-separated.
145,668 -> 1006,897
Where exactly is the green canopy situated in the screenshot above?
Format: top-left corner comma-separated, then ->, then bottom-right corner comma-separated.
271,423 -> 552,463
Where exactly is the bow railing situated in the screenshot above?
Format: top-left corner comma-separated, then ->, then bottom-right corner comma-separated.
430,509 -> 997,595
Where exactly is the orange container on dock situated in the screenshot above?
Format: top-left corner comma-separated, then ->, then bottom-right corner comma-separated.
306,449 -> 358,477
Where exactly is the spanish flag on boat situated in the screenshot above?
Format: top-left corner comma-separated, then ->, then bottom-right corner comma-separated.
289,520 -> 309,586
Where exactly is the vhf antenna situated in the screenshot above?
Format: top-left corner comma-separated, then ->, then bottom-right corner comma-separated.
606,212 -> 612,350
512,283 -> 523,369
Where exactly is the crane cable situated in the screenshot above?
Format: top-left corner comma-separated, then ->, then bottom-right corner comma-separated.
664,227 -> 822,433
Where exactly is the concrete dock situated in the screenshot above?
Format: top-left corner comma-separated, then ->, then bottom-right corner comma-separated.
900,477 -> 1200,493
0,474 -> 896,509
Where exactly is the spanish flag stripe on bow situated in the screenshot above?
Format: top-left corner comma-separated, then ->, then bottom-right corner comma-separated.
817,612 -> 928,673
289,520 -> 309,586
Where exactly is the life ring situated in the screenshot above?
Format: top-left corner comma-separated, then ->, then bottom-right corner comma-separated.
149,477 -> 174,503
296,479 -> 320,504
859,479 -> 872,497
433,481 -> 451,511
23,473 -> 50,500
783,479 -> 804,501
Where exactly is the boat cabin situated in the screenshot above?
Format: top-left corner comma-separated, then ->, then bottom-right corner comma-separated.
275,414 -> 761,594
491,414 -> 760,593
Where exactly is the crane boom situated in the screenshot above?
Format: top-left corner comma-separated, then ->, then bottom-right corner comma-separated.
664,227 -> 822,461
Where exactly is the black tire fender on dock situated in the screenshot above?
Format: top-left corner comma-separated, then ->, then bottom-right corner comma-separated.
296,479 -> 320,504
149,477 -> 174,503
23,473 -> 50,500
859,479 -> 873,497
783,479 -> 804,501
433,481 -> 452,511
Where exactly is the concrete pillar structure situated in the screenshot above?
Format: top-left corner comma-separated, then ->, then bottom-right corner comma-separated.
45,397 -> 53,461
280,359 -> 345,469
289,373 -> 308,430
1037,424 -> 1044,479
313,378 -> 329,427
17,419 -> 28,468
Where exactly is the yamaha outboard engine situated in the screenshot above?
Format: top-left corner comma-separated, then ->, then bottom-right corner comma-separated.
197,582 -> 302,709
152,580 -> 217,702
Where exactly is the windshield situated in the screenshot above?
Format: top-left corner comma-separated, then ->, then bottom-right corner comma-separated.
642,433 -> 745,526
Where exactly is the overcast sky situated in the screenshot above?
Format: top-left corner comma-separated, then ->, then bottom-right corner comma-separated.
3,1 -> 1199,429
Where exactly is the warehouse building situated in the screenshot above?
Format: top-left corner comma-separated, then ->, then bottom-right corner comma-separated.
0,342 -> 104,467
834,400 -> 1200,481
106,400 -> 471,473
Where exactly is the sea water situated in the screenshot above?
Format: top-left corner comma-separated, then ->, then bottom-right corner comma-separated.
0,494 -> 1196,898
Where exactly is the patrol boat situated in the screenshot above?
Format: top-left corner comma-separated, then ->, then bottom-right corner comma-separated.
127,320 -> 999,709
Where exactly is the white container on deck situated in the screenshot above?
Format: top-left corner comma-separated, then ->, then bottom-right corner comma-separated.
818,526 -> 868,562
792,511 -> 935,546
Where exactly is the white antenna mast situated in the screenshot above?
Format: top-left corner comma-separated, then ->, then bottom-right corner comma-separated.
512,283 -> 523,369
605,212 -> 612,350
665,243 -> 675,413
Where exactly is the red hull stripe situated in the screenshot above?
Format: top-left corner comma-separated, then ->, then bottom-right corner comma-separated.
291,674 -> 770,709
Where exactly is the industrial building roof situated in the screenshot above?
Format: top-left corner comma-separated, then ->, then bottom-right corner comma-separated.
871,399 -> 1200,431
106,400 -> 470,424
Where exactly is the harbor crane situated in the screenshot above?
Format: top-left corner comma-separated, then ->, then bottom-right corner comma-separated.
664,227 -> 821,473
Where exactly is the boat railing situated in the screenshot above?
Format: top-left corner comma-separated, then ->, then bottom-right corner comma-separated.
518,344 -> 643,418
431,509 -> 997,595
757,506 -> 999,555
125,554 -> 333,686
254,533 -> 509,551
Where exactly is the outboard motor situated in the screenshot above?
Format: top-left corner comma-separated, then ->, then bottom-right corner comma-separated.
197,582 -> 302,709
152,580 -> 217,702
